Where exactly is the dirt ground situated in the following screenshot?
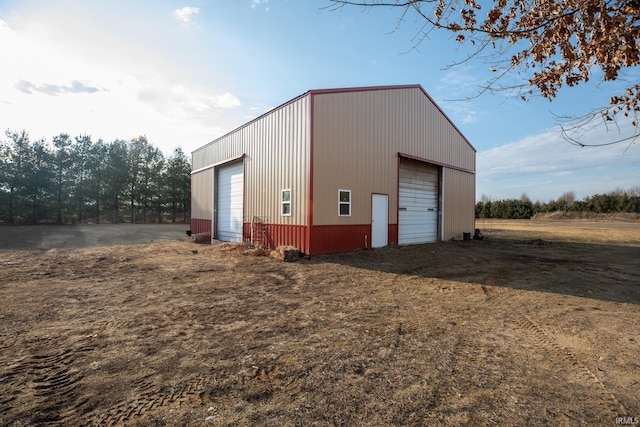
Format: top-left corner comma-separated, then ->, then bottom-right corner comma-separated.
0,220 -> 639,426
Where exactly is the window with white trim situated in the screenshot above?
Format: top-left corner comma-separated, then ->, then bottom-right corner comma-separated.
281,189 -> 292,216
338,189 -> 351,216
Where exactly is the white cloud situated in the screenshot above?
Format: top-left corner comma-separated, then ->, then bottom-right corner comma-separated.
0,16 -> 241,154
0,19 -> 11,37
138,82 -> 241,116
461,113 -> 477,124
476,125 -> 640,201
251,0 -> 269,10
438,68 -> 484,99
480,129 -> 637,179
437,99 -> 479,127
250,103 -> 271,112
14,79 -> 104,96
173,6 -> 199,25
215,92 -> 243,109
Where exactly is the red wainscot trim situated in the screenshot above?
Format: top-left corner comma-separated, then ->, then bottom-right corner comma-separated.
388,223 -> 398,246
243,223 -> 308,252
191,218 -> 212,235
240,223 -> 399,255
308,224 -> 372,255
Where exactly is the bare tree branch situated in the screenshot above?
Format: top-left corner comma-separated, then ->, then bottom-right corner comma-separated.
328,0 -> 640,147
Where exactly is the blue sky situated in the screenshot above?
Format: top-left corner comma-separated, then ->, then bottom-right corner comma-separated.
1,0 -> 638,202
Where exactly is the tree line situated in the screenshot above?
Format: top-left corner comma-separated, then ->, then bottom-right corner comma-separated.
476,189 -> 640,219
0,129 -> 191,225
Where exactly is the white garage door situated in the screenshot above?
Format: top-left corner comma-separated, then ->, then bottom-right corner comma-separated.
398,160 -> 439,245
217,162 -> 244,242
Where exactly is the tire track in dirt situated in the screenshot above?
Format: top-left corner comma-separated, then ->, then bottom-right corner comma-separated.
89,375 -> 208,426
370,266 -> 630,423
0,333 -> 18,351
440,330 -> 513,426
481,283 -> 627,418
383,271 -> 465,418
513,313 -> 627,415
1,344 -> 95,426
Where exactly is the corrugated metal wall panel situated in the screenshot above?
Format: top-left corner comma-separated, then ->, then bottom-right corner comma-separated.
191,95 -> 310,229
309,224 -> 371,255
244,96 -> 309,226
241,223 -> 308,250
312,87 -> 475,227
191,169 -> 213,221
190,218 -> 211,235
442,168 -> 476,240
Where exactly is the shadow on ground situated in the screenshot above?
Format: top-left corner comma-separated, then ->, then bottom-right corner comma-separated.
310,237 -> 640,306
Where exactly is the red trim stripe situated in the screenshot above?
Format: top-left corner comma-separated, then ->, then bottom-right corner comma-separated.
190,218 -> 211,235
239,223 -> 400,256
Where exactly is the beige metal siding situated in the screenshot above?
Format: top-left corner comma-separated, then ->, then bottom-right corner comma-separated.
442,168 -> 476,240
191,168 -> 213,221
191,95 -> 310,226
312,87 -> 475,226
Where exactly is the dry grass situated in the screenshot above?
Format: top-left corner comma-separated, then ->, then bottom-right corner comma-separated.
478,217 -> 640,246
0,220 -> 639,426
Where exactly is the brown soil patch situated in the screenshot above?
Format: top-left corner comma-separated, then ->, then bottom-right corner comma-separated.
1,220 -> 639,426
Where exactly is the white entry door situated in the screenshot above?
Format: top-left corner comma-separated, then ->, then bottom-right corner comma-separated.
217,162 -> 244,242
371,194 -> 388,248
